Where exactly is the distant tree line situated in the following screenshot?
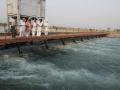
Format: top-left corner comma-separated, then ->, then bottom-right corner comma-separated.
49,26 -> 80,30
114,29 -> 120,32
49,26 -> 97,32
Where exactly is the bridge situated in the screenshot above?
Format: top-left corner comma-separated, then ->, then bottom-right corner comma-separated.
0,32 -> 108,54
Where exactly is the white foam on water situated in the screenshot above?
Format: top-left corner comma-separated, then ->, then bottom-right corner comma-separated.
64,42 -> 115,56
0,38 -> 120,89
0,55 -> 120,89
65,46 -> 79,52
15,59 -> 120,85
47,68 -> 120,86
0,75 -> 36,80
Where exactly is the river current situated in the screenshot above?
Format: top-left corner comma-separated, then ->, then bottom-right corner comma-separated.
0,38 -> 120,90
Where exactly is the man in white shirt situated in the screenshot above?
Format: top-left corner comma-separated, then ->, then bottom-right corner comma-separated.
19,18 -> 26,37
36,20 -> 43,36
31,20 -> 37,36
43,19 -> 49,36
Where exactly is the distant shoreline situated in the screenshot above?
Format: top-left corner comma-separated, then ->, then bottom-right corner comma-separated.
107,32 -> 120,38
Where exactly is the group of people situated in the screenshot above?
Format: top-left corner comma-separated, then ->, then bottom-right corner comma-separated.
19,18 -> 49,37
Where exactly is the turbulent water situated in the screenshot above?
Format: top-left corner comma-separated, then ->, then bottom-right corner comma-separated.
0,38 -> 120,90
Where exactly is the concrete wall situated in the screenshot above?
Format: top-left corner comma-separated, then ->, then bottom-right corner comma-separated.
7,0 -> 46,18
21,0 -> 41,17
0,25 -> 6,33
0,0 -> 8,33
40,0 -> 46,18
0,0 -> 8,23
7,0 -> 18,16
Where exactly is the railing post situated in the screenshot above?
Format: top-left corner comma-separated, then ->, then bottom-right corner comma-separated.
72,38 -> 77,44
44,35 -> 49,49
16,44 -> 23,55
44,40 -> 49,49
60,39 -> 66,45
81,37 -> 84,41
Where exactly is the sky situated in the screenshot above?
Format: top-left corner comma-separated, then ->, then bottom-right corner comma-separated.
46,0 -> 120,29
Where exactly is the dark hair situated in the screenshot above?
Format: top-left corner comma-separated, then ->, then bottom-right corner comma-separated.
28,19 -> 31,22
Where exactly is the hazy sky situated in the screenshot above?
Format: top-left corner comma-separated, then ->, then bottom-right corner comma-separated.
46,0 -> 120,29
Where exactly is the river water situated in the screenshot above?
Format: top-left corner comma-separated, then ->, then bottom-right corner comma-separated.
0,38 -> 120,90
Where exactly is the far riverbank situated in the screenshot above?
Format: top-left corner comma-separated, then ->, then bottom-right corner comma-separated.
107,32 -> 120,38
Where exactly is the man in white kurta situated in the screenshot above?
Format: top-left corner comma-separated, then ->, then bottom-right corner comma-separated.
19,19 -> 26,37
31,20 -> 37,36
36,20 -> 43,36
43,19 -> 49,36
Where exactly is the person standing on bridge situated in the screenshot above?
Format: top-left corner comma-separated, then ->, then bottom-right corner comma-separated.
19,18 -> 26,37
31,19 -> 37,36
10,17 -> 17,38
43,19 -> 49,36
25,20 -> 31,37
36,20 -> 43,36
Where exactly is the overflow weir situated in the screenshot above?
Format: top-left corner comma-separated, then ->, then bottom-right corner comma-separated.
0,32 -> 108,54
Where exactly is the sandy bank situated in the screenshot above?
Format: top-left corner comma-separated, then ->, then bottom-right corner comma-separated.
107,32 -> 120,38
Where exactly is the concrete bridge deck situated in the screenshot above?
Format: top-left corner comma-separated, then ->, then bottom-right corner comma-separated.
0,32 -> 108,46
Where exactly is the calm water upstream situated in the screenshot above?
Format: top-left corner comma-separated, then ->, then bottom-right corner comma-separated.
0,38 -> 120,90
